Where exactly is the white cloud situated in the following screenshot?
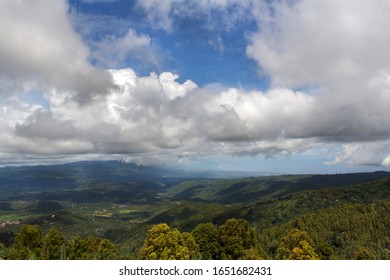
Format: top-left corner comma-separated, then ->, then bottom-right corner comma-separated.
15,111 -> 78,140
159,72 -> 198,100
2,65 -> 390,167
0,67 -> 320,164
243,0 -> 390,166
247,0 -> 390,88
330,141 -> 390,167
90,28 -> 161,69
1,0 -> 390,168
136,0 -> 175,31
0,0 -> 113,103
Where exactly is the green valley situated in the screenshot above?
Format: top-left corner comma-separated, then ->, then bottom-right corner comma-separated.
0,161 -> 389,260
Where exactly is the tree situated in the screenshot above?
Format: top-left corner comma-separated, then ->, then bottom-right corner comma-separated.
316,242 -> 334,260
218,218 -> 259,260
182,232 -> 201,259
192,223 -> 219,260
353,247 -> 376,260
290,240 -> 318,260
8,224 -> 42,260
96,238 -> 119,260
276,229 -> 319,260
67,235 -> 118,260
140,223 -> 200,260
0,242 -> 8,260
42,228 -> 66,260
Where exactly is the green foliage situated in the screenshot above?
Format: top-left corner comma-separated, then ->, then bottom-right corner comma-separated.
0,242 -> 8,260
256,202 -> 389,260
181,232 -> 200,259
192,223 -> 219,260
315,242 -> 334,260
167,173 -> 390,204
4,225 -> 118,260
1,165 -> 389,260
42,228 -> 66,260
276,229 -> 319,260
142,218 -> 264,260
148,201 -> 228,231
218,218 -> 259,260
291,240 -> 318,260
67,235 -> 118,260
353,247 -> 376,260
8,224 -> 42,260
97,239 -> 119,260
29,252 -> 37,260
140,224 -> 200,260
36,201 -> 63,212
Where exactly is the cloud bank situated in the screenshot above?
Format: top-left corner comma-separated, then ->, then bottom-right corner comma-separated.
1,0 -> 390,168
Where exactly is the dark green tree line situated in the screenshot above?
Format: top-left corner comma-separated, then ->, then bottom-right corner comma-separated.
4,224 -> 118,260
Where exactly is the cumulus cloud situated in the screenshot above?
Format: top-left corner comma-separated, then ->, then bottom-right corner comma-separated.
131,0 -> 390,166
159,72 -> 198,100
15,111 -> 78,140
0,67 -> 318,164
2,63 -> 390,167
0,0 -> 113,103
2,0 -> 390,168
330,141 -> 390,167
247,0 -> 390,88
244,0 -> 390,166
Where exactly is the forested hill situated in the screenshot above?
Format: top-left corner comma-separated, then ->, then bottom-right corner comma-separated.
165,171 -> 390,203
147,177 -> 390,260
0,161 -> 273,198
0,161 -> 389,260
0,160 -> 389,199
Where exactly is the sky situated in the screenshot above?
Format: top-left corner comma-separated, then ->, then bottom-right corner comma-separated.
1,0 -> 390,174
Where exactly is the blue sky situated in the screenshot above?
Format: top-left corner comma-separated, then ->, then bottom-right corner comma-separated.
1,0 -> 390,174
69,0 -> 266,89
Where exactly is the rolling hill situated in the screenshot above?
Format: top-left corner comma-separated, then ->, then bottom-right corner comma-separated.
0,160 -> 389,259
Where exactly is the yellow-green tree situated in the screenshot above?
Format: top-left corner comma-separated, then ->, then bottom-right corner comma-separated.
218,218 -> 260,260
315,242 -> 334,260
8,224 -> 42,260
353,247 -> 376,260
140,223 -> 200,260
67,235 -> 118,260
276,229 -> 319,260
192,223 -> 219,260
42,228 -> 66,260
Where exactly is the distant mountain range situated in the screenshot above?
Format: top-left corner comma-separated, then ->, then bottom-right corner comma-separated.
1,160 -> 389,199
0,160 -> 275,193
